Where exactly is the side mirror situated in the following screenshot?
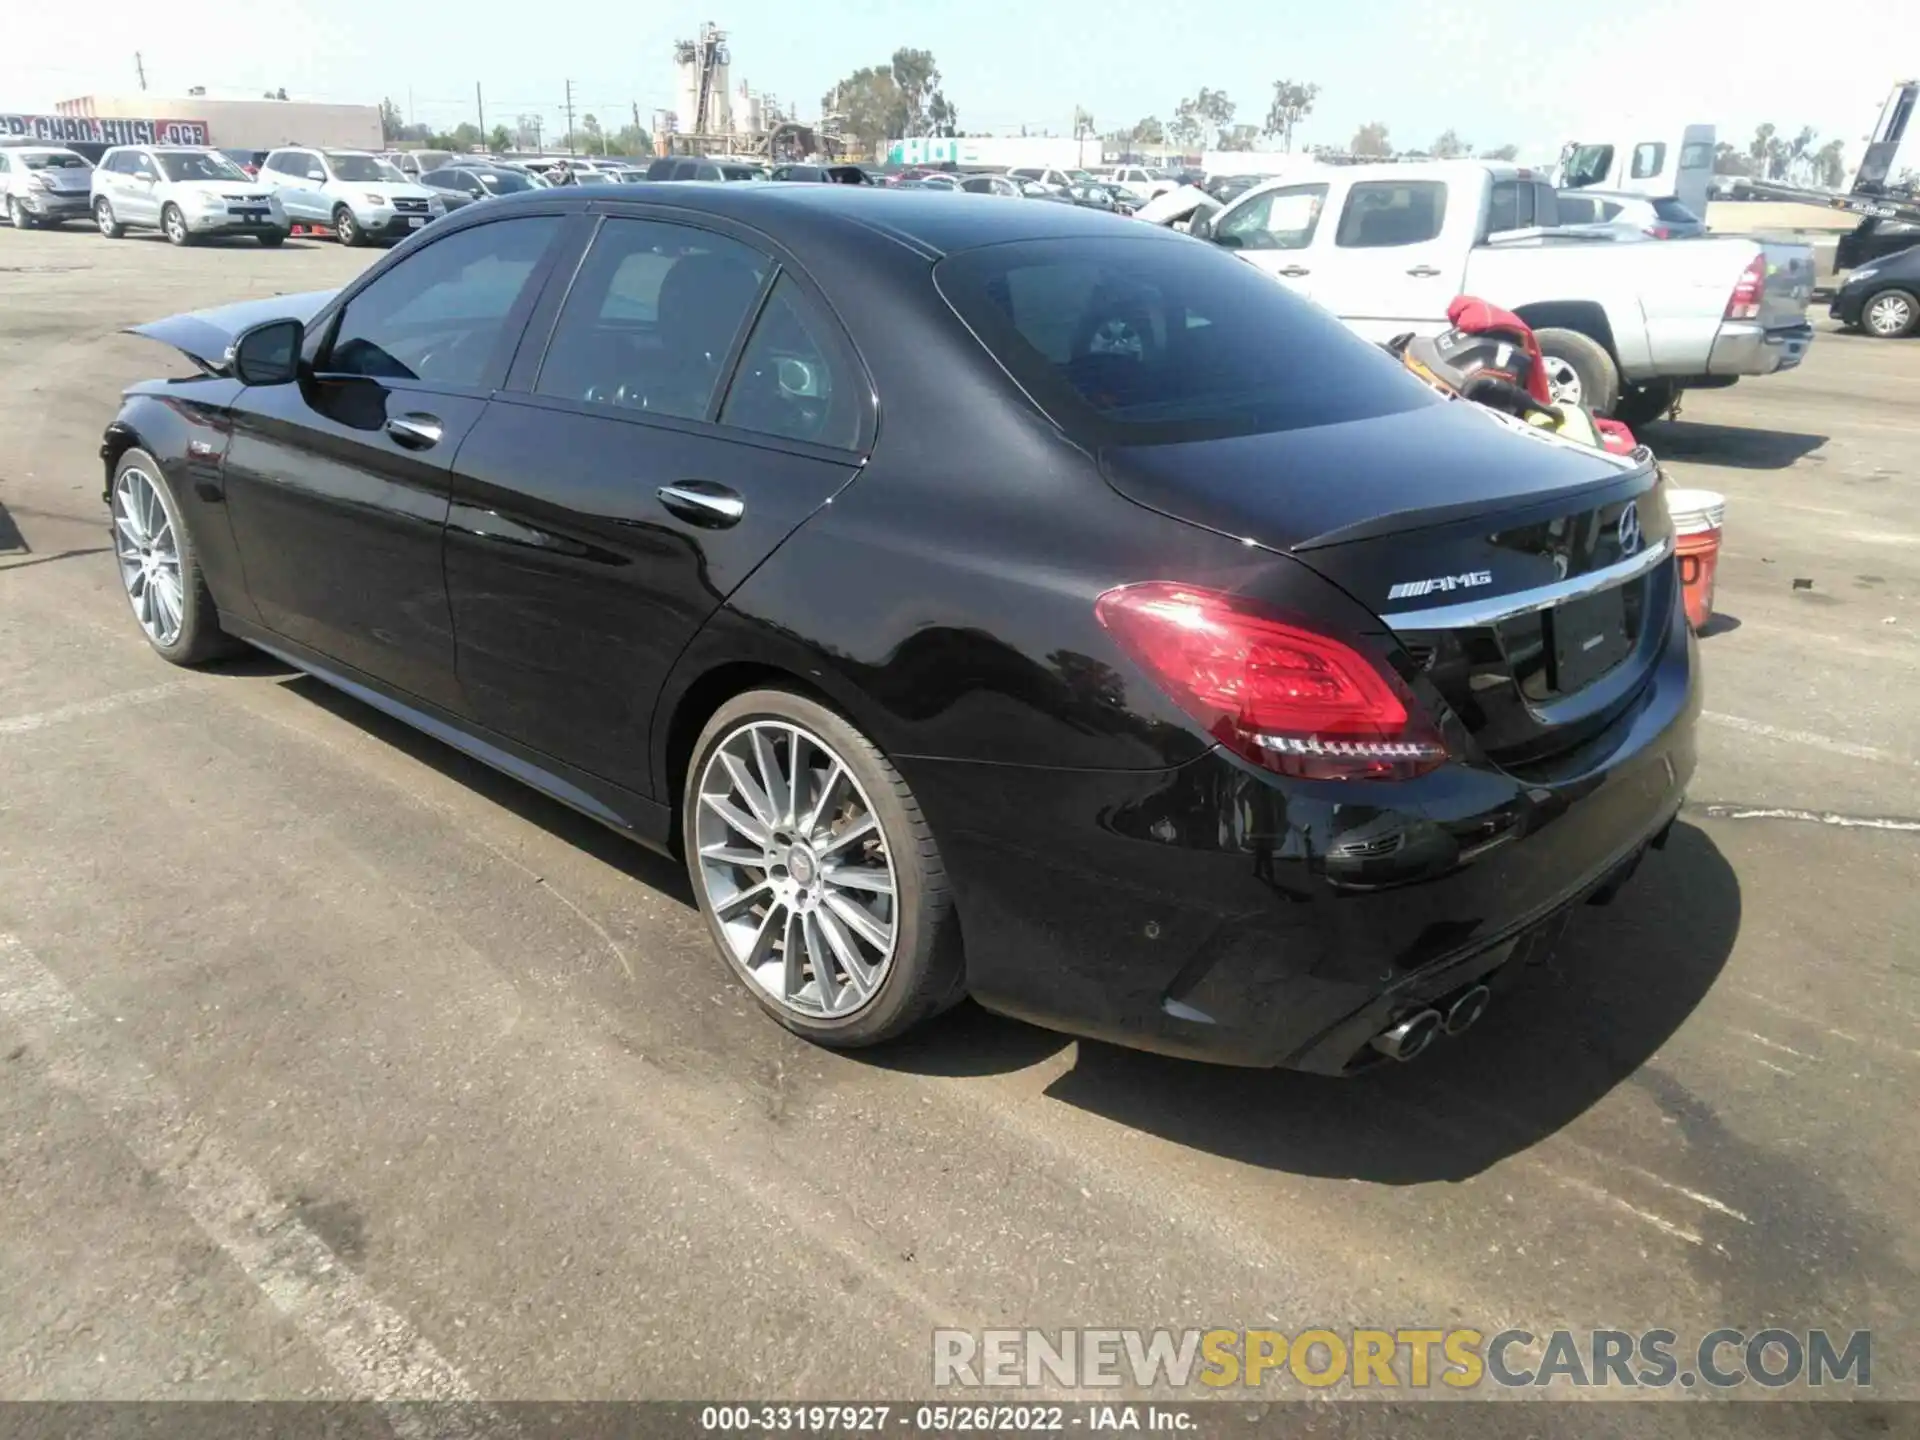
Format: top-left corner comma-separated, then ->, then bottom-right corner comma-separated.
1189,213 -> 1219,242
230,318 -> 304,386
307,169 -> 326,182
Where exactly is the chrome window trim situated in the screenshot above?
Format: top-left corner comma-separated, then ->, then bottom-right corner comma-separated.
1381,536 -> 1671,631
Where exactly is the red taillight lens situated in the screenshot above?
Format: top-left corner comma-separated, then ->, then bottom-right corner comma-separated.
1095,582 -> 1448,781
1648,225 -> 1671,240
1726,254 -> 1766,320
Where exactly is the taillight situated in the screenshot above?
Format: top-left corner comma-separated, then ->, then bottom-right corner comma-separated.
1095,582 -> 1448,781
1648,225 -> 1671,240
1726,254 -> 1766,319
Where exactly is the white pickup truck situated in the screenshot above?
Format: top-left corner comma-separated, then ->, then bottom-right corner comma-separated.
1186,160 -> 1817,425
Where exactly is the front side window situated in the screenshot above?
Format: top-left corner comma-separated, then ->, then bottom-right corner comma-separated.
131,153 -> 160,180
1631,143 -> 1667,180
936,235 -> 1440,446
158,151 -> 248,183
1214,183 -> 1328,251
719,276 -> 858,449
324,215 -> 563,387
534,218 -> 769,420
1335,180 -> 1447,248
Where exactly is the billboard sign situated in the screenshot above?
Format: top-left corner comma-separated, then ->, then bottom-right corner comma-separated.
1,114 -> 211,146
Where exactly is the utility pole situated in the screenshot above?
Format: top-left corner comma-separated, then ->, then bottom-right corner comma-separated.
532,117 -> 543,154
476,83 -> 486,146
134,52 -> 147,91
563,80 -> 576,155
632,100 -> 641,151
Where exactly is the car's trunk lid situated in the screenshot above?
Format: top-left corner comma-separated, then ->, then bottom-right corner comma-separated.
1100,399 -> 1674,769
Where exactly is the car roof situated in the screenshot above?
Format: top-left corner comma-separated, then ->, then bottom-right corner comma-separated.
460,182 -> 1182,259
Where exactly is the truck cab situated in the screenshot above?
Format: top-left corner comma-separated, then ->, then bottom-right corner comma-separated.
1559,124 -> 1715,222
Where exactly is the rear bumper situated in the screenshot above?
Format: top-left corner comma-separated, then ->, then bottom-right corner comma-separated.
1703,319 -> 1814,377
902,587 -> 1699,1074
19,192 -> 90,219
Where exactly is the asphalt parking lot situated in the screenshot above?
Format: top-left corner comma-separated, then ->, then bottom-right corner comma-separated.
1,226 -> 1916,1415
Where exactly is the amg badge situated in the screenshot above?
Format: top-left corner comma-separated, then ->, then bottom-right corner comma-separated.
1386,570 -> 1494,601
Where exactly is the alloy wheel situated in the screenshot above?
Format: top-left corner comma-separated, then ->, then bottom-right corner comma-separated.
1867,293 -> 1914,338
95,200 -> 116,235
693,720 -> 898,1019
1543,356 -> 1584,407
164,207 -> 186,244
6,197 -> 24,229
112,467 -> 185,647
335,210 -> 358,245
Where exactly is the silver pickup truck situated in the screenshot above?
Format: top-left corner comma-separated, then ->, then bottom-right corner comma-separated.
1184,160 -> 1817,426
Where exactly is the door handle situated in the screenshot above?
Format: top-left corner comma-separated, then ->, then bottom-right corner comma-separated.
385,413 -> 443,450
1277,265 -> 1311,277
1406,265 -> 1444,278
657,481 -> 745,528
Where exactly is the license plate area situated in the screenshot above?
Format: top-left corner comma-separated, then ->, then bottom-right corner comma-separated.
1547,585 -> 1630,691
407,217 -> 426,228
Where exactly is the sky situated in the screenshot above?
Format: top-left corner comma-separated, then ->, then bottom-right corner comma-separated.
4,0 -> 1916,171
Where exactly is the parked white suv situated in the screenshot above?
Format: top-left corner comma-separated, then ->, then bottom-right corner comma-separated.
257,147 -> 444,246
1097,165 -> 1178,202
91,147 -> 289,245
0,145 -> 96,229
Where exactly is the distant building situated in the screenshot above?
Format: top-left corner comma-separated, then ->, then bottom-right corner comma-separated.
56,95 -> 381,151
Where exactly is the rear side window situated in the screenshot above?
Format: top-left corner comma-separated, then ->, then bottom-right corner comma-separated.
1679,142 -> 1713,169
1556,195 -> 1596,223
1631,143 -> 1667,179
534,217 -> 769,420
1336,181 -> 1447,247
1651,197 -> 1700,223
719,275 -> 860,449
324,215 -> 563,387
936,235 -> 1441,446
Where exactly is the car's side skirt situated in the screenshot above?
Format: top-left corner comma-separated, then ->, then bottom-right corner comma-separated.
223,618 -> 675,855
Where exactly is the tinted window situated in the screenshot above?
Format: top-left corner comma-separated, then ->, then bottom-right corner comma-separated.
1532,184 -> 1558,226
1336,181 -> 1447,247
1631,143 -> 1667,180
1214,183 -> 1328,250
326,153 -> 388,182
695,164 -> 723,181
1556,195 -> 1597,223
23,151 -> 89,170
1487,181 -> 1519,233
936,236 -> 1440,445
324,215 -> 562,387
1679,142 -> 1713,170
1651,197 -> 1700,223
646,159 -> 677,180
1599,201 -> 1626,221
534,218 -> 769,420
719,276 -> 858,449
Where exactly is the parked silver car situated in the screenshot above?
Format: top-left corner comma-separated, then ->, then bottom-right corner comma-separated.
257,147 -> 443,246
0,145 -> 95,229
1554,189 -> 1707,240
91,147 -> 289,245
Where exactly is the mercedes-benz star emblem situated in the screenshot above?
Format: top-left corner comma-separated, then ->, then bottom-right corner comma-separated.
1617,501 -> 1643,557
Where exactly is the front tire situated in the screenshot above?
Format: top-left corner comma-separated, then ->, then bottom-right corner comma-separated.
7,196 -> 33,230
1534,327 -> 1621,416
110,449 -> 245,666
1863,288 -> 1918,339
257,230 -> 288,247
333,205 -> 365,247
162,203 -> 194,246
95,198 -> 125,238
684,689 -> 964,1048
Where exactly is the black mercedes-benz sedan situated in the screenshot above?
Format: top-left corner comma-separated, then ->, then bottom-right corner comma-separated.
101,183 -> 1698,1073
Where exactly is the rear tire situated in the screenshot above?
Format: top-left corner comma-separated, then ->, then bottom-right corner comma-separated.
6,196 -> 33,230
683,688 -> 964,1049
333,205 -> 365,247
1612,382 -> 1676,428
95,198 -> 125,238
1862,288 -> 1919,339
1534,327 -> 1621,416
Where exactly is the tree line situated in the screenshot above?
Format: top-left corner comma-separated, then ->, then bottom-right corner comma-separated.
380,98 -> 652,159
1713,125 -> 1848,189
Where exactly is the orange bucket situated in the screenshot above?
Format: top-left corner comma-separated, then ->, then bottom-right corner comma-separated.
1665,488 -> 1726,632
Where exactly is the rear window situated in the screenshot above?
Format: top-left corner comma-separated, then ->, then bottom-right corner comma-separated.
1651,197 -> 1700,223
22,151 -> 90,170
936,235 -> 1441,446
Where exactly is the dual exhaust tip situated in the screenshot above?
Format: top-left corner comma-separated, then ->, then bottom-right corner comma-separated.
1369,984 -> 1492,1063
